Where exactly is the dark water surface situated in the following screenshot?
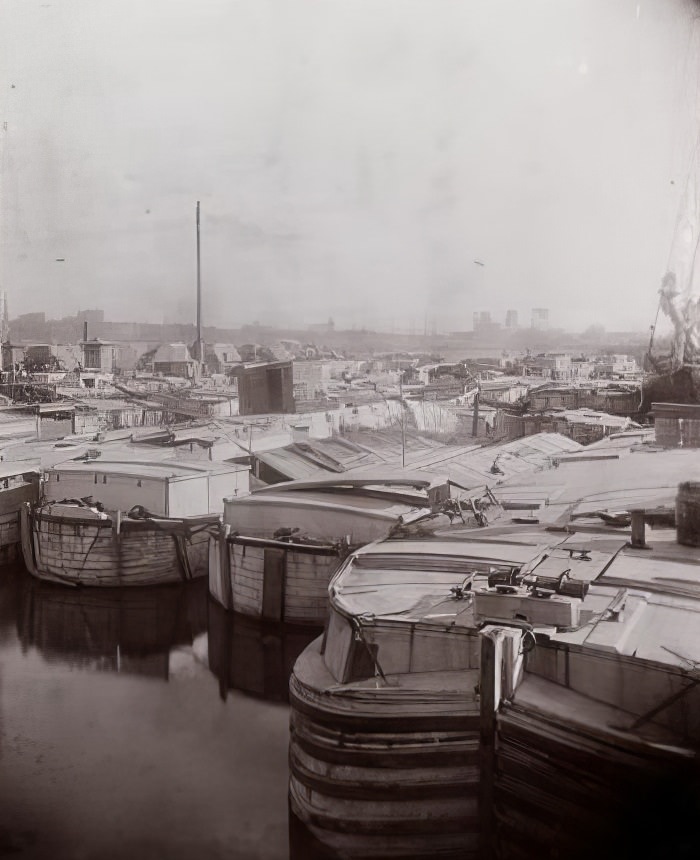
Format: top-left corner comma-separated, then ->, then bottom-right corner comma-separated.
0,565 -> 324,860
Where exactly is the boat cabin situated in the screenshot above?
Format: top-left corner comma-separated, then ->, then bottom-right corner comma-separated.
43,460 -> 250,518
0,462 -> 41,508
222,473 -> 452,545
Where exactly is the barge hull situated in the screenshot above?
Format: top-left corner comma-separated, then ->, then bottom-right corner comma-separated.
22,504 -> 216,587
288,639 -> 481,859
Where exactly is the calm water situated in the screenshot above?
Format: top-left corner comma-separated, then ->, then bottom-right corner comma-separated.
0,564 -> 329,860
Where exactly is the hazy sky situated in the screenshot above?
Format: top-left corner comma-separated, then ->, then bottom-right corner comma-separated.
1,0 -> 699,332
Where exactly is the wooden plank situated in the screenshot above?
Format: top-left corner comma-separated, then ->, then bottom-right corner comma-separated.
262,548 -> 286,622
479,627 -> 500,860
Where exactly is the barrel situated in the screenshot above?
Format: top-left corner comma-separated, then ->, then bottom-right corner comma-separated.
676,482 -> 700,547
655,417 -> 681,448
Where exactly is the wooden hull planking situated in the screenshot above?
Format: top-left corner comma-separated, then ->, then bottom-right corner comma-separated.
209,535 -> 343,624
22,504 -> 218,587
0,509 -> 21,564
492,696 -> 698,859
288,639 -> 482,859
0,483 -> 40,565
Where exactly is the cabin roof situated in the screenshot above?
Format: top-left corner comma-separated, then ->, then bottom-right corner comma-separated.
352,536 -> 548,561
495,444 -> 699,525
414,432 -> 584,488
334,432 -> 583,488
600,540 -> 700,598
49,459 -> 247,481
254,448 -> 329,480
252,472 -> 447,494
339,430 -> 447,462
225,491 -> 426,517
331,538 -> 549,622
0,461 -> 41,479
37,403 -> 77,414
248,436 -> 388,481
152,343 -> 194,364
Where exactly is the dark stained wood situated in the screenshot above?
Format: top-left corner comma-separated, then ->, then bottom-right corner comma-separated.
262,548 -> 286,622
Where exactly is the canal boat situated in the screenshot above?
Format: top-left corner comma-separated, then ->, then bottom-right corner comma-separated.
208,473 -> 497,624
288,478 -> 700,859
480,529 -> 700,857
288,522 -> 556,859
0,462 -> 41,565
21,459 -> 249,587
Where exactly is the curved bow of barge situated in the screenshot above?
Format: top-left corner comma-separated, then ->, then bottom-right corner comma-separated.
288,533 -> 550,859
290,481 -> 700,858
21,501 -> 218,586
289,636 -> 481,859
18,458 -> 248,587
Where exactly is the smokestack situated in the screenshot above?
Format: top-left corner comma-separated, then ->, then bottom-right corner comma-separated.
83,321 -> 88,341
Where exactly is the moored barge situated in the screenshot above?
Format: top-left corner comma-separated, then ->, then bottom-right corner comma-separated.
289,480 -> 700,858
209,474 -> 465,624
21,459 -> 249,587
289,524 -> 558,858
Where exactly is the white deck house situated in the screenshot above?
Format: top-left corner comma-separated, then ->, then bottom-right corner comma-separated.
44,459 -> 250,517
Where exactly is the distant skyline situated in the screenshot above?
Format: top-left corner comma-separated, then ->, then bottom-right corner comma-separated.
1,0 -> 699,337
6,300 -> 656,339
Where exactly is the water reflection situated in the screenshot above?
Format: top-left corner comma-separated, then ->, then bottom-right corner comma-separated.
207,599 -> 322,703
16,574 -> 208,679
0,566 -> 338,859
205,603 -> 334,858
0,567 -> 293,860
0,562 -> 24,641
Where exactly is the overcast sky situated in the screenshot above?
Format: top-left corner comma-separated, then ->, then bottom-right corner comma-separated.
1,0 -> 699,332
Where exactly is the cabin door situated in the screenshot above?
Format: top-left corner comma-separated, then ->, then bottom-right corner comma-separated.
262,548 -> 286,622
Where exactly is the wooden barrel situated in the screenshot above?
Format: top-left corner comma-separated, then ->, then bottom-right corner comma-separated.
676,482 -> 700,547
655,416 -> 681,448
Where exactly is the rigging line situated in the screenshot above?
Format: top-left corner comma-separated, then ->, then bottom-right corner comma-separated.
667,11 -> 700,186
684,145 -> 700,295
665,154 -> 696,275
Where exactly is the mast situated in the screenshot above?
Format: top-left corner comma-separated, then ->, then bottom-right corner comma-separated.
196,200 -> 202,363
399,368 -> 406,468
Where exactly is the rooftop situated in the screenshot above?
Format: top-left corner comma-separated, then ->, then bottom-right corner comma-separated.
50,459 -> 247,480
